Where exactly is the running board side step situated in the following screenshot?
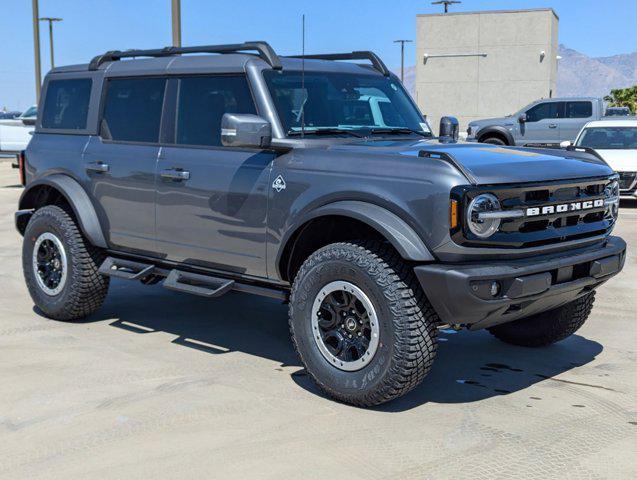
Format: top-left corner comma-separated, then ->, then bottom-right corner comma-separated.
99,257 -> 155,280
163,270 -> 235,298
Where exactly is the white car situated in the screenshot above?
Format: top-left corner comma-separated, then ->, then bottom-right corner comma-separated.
564,119 -> 637,198
0,105 -> 36,153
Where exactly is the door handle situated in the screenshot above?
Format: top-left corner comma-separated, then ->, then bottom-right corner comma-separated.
86,162 -> 109,173
161,168 -> 190,181
548,124 -> 558,129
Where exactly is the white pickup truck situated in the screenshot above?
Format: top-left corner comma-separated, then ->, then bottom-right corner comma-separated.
0,106 -> 36,154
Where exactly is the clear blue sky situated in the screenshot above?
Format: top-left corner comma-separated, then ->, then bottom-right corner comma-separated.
2,0 -> 636,110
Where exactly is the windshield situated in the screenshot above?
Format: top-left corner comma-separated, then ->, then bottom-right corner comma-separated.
21,106 -> 37,118
263,70 -> 431,137
577,126 -> 637,150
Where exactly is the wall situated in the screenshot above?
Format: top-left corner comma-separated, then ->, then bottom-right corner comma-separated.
415,9 -> 559,134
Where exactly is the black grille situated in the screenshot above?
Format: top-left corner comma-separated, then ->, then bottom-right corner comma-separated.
618,172 -> 636,191
452,176 -> 614,248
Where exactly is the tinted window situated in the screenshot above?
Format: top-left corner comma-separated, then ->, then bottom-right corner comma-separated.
101,78 -> 166,143
577,127 -> 637,150
175,76 -> 256,146
525,102 -> 560,122
565,101 -> 592,118
41,79 -> 92,129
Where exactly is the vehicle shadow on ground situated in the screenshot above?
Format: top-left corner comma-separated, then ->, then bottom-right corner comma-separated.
59,279 -> 603,412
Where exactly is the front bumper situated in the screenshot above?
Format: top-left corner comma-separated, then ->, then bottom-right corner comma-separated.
414,236 -> 626,330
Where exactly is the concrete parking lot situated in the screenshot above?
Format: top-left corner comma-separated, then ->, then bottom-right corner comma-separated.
0,159 -> 635,479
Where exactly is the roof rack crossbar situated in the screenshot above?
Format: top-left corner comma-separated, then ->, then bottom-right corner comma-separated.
288,51 -> 391,76
88,41 -> 282,71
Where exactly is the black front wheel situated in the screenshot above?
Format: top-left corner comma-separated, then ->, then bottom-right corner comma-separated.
289,241 -> 438,407
488,293 -> 595,347
22,205 -> 110,321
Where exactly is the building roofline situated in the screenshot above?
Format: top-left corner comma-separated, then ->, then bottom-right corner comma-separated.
417,8 -> 558,21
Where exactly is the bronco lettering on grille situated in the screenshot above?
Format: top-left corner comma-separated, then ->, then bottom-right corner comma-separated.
526,199 -> 604,217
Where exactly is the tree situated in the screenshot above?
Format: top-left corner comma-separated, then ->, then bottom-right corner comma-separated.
604,86 -> 637,114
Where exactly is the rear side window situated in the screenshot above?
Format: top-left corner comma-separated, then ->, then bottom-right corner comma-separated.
175,75 -> 256,146
565,101 -> 593,118
101,78 -> 166,143
41,78 -> 92,130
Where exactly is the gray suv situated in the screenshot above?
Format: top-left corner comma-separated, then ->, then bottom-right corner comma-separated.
15,42 -> 625,406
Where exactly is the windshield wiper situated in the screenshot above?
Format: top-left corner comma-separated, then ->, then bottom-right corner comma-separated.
368,127 -> 429,137
287,128 -> 364,138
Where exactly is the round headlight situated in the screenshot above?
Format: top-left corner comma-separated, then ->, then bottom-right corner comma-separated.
468,193 -> 501,238
604,180 -> 619,222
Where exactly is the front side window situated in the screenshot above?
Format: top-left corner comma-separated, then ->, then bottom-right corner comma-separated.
41,79 -> 92,130
263,71 -> 429,136
577,127 -> 637,150
565,101 -> 592,119
175,75 -> 256,146
101,78 -> 166,143
525,102 -> 561,122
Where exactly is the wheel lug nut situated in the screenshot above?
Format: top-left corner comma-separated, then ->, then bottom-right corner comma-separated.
357,331 -> 362,336
341,324 -> 345,329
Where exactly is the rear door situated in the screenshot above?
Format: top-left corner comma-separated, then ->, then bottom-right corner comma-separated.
83,77 -> 167,256
560,101 -> 594,142
154,74 -> 273,278
518,101 -> 562,146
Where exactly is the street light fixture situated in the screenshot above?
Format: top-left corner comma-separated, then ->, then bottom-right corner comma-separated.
393,40 -> 413,83
39,17 -> 63,69
431,1 -> 461,13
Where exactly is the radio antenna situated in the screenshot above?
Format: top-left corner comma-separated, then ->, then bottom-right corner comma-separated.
301,14 -> 306,139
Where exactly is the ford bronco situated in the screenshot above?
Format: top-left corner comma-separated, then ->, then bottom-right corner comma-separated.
15,42 -> 625,406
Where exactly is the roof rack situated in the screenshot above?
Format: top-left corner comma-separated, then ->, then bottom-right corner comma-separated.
88,41 -> 282,71
288,51 -> 391,77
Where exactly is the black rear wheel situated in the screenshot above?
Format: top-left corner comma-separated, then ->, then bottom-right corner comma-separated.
488,293 -> 595,347
23,205 -> 109,321
289,241 -> 438,407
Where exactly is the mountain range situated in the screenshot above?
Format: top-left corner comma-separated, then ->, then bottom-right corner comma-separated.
397,44 -> 637,99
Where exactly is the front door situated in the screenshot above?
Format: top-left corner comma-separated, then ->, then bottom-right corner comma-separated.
154,74 -> 273,278
518,101 -> 562,146
83,77 -> 167,256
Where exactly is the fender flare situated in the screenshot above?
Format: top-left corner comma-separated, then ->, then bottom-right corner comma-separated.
477,126 -> 515,146
282,200 -> 435,264
19,174 -> 108,248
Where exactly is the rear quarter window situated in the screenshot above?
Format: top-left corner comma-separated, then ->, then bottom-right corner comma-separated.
41,78 -> 92,130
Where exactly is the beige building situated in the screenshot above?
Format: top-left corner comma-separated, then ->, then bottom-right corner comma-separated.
415,8 -> 559,134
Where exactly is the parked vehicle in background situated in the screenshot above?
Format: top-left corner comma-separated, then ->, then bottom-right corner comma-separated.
0,105 -> 36,153
0,111 -> 22,120
15,42 -> 625,407
605,106 -> 632,117
563,119 -> 637,198
467,97 -> 605,147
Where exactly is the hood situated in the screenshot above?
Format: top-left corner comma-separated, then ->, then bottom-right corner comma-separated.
327,140 -> 614,185
593,149 -> 637,173
469,116 -> 514,128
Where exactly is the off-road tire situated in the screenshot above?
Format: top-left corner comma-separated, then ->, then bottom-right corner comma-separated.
289,241 -> 438,407
22,205 -> 109,321
481,136 -> 507,146
488,292 -> 595,347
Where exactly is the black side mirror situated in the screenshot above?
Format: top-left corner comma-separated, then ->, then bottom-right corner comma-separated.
221,114 -> 272,149
439,116 -> 459,143
22,118 -> 36,126
518,113 -> 527,123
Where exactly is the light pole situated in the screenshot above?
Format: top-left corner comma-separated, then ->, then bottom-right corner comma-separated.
171,0 -> 182,47
431,0 -> 461,13
32,0 -> 42,102
39,17 -> 63,69
394,39 -> 412,83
